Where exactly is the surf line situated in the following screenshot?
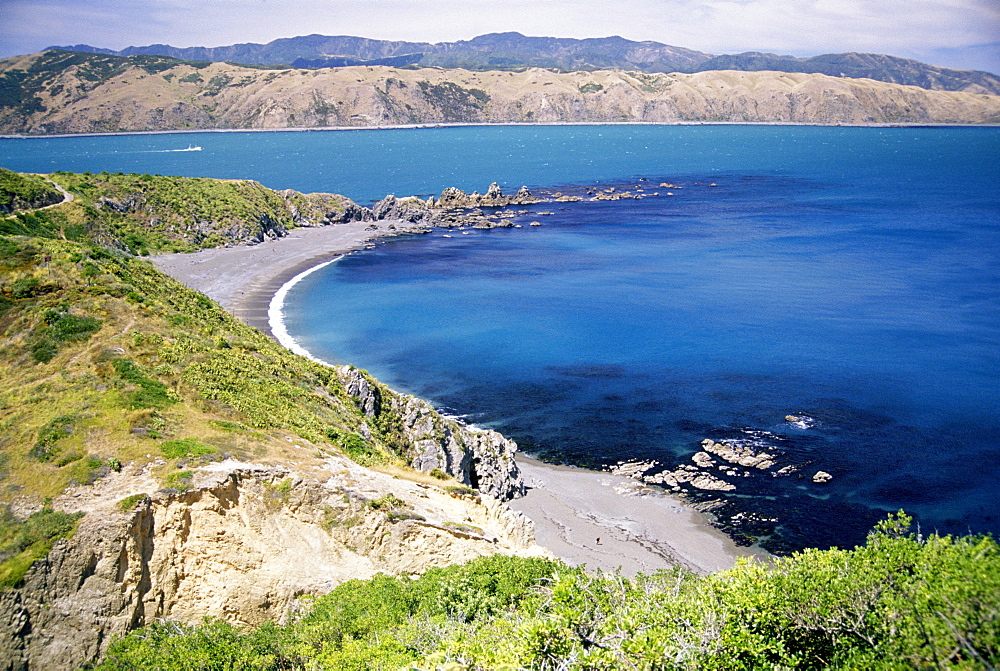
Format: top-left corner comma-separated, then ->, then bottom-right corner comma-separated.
268,257 -> 341,366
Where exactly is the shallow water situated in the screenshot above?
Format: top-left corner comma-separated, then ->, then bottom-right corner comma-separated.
4,125 -> 998,552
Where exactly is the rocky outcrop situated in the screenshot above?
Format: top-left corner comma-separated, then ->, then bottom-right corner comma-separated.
371,194 -> 434,224
701,438 -> 776,470
280,190 -> 372,226
436,183 -> 540,209
609,428 -> 832,495
0,459 -> 545,669
337,366 -> 525,501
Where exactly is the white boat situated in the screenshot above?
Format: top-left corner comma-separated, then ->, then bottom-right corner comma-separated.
177,145 -> 202,151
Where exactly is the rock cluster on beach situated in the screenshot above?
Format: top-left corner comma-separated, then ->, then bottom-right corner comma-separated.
610,426 -> 833,495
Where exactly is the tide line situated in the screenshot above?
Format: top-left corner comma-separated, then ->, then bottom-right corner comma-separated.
268,257 -> 341,367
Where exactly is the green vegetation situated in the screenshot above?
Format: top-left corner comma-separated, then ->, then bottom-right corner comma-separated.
97,516 -> 1000,669
1,169 -> 996,670
0,51 -> 187,120
416,81 -> 490,121
159,438 -> 215,459
117,493 -> 147,512
47,171 -> 303,253
0,506 -> 84,588
0,170 -> 413,509
1,167 -> 357,257
0,168 -> 62,213
98,554 -> 559,670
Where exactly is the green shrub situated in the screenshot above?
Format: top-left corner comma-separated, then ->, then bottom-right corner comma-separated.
11,277 -> 40,299
365,494 -> 406,511
29,338 -> 58,363
0,506 -> 84,589
30,414 -> 76,461
164,470 -> 193,492
112,358 -> 176,409
117,494 -> 147,512
160,438 -> 215,459
95,516 -> 1000,670
48,312 -> 101,342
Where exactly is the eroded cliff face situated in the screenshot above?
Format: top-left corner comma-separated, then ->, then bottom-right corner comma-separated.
338,366 -> 525,501
2,53 -> 998,134
0,458 -> 545,670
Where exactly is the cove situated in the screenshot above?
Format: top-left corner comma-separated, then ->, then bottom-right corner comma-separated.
4,124 -> 998,552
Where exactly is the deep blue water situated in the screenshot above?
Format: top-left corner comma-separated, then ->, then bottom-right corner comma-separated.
3,125 -> 998,552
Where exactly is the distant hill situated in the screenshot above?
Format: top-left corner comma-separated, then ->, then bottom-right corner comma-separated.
694,51 -> 1000,95
3,49 -> 999,135
52,32 -> 712,75
52,32 -> 1000,94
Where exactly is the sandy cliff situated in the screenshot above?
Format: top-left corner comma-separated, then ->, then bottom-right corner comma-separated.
0,455 -> 545,669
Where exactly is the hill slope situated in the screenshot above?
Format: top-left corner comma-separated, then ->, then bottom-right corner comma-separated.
2,50 -> 999,135
52,32 -> 1000,94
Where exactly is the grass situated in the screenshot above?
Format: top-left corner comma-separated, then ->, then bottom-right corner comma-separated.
0,174 -> 431,505
0,168 -> 490,589
0,506 -> 84,588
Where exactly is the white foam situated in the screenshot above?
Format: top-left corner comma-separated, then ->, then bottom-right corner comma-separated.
268,257 -> 341,367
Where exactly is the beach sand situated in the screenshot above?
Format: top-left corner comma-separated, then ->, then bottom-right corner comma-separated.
152,220 -> 430,336
152,222 -> 765,575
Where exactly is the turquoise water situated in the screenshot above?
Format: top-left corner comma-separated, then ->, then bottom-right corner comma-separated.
3,125 -> 998,552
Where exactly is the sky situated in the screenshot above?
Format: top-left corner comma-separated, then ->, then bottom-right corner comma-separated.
1,0 -> 998,74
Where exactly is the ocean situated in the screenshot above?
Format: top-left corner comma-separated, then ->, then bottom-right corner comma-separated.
3,124 -> 998,552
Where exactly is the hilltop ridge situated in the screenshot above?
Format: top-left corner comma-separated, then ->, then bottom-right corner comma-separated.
51,31 -> 1000,94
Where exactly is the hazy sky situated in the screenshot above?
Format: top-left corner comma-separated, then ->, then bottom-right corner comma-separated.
1,0 -> 998,73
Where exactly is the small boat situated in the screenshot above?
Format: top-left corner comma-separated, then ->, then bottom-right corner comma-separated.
178,145 -> 202,151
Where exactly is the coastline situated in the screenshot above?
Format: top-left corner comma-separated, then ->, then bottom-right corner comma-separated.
4,120 -> 995,140
152,220 -> 765,575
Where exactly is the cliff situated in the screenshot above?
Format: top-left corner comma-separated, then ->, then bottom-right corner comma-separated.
0,458 -> 542,668
2,50 -> 998,135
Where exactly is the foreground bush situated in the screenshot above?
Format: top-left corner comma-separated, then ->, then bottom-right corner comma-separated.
98,514 -> 998,670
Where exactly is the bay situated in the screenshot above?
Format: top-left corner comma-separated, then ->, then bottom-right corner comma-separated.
3,124 -> 998,552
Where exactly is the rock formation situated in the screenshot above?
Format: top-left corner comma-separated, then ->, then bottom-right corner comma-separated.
337,366 -> 524,501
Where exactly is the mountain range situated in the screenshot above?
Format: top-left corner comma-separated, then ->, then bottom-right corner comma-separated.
52,32 -> 1000,95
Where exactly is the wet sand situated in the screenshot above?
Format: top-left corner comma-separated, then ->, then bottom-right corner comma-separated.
152,222 -> 765,575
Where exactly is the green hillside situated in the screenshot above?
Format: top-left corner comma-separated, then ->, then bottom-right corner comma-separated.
0,171 -> 415,589
0,168 -> 63,213
0,170 -> 359,253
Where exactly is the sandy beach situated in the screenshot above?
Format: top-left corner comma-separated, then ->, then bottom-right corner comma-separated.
152,221 -> 765,575
152,219 -> 429,336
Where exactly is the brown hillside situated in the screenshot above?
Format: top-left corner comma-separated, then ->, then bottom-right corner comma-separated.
1,52 -> 998,134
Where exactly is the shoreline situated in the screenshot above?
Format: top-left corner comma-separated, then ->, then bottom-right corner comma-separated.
151,221 -> 766,575
4,120 -> 996,140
